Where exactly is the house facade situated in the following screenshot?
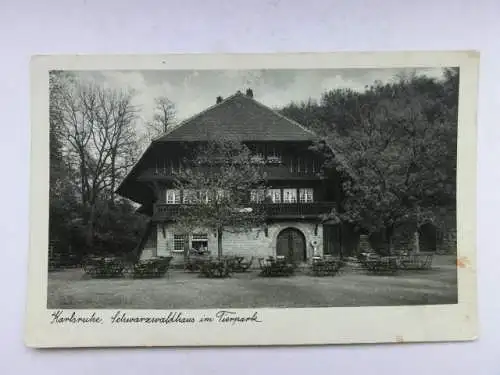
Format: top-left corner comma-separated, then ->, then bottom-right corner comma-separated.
117,90 -> 358,266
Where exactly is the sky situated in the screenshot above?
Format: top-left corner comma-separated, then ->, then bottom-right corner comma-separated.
74,67 -> 446,133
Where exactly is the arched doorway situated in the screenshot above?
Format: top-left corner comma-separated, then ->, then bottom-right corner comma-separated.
419,223 -> 438,252
276,228 -> 306,263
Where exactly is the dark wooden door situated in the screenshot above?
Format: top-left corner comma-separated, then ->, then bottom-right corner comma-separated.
276,228 -> 306,263
323,225 -> 340,256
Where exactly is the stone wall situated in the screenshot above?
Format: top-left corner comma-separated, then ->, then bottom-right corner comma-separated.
143,221 -> 323,267
367,208 -> 457,254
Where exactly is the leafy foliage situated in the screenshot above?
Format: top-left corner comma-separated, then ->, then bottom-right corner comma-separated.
172,140 -> 268,258
282,68 -> 459,252
48,72 -> 148,265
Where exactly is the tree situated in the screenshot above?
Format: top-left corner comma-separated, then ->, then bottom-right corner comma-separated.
49,71 -> 80,259
320,73 -> 458,254
279,98 -> 323,134
59,80 -> 140,249
280,69 -> 458,253
146,96 -> 176,140
171,140 -> 268,258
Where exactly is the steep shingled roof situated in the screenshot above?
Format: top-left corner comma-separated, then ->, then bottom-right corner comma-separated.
154,91 -> 318,142
116,91 -> 355,205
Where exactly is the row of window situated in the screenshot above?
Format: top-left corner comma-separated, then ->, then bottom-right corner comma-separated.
250,188 -> 313,203
165,188 -> 314,204
166,189 -> 229,204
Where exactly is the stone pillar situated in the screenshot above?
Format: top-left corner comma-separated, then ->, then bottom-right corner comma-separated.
413,230 -> 420,253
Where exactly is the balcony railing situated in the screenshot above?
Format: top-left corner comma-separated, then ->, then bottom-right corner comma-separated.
139,164 -> 322,181
153,202 -> 337,220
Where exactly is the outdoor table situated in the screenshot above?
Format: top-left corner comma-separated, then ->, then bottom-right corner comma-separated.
311,257 -> 342,276
229,256 -> 253,272
398,253 -> 434,270
200,258 -> 231,278
185,255 -> 209,272
364,255 -> 400,274
260,257 -> 294,277
232,256 -> 245,267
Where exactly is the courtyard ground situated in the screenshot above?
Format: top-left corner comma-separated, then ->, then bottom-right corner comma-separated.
47,255 -> 458,309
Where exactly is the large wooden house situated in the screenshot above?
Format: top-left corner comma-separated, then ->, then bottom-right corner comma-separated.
117,90 -> 357,265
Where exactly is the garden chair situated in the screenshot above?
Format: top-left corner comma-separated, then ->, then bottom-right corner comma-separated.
259,257 -> 294,277
184,254 -> 210,272
83,256 -> 125,278
311,257 -> 343,277
230,256 -> 254,272
239,256 -> 254,271
398,253 -> 434,270
199,258 -> 231,278
133,256 -> 173,278
364,256 -> 399,275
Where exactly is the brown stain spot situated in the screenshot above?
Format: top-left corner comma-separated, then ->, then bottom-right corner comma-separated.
456,256 -> 471,268
395,335 -> 404,343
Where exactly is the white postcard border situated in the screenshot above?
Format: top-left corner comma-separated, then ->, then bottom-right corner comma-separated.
25,51 -> 478,348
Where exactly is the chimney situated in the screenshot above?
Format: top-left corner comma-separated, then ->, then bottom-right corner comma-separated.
245,88 -> 254,98
216,96 -> 223,104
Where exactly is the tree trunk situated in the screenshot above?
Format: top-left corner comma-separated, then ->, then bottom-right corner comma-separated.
413,229 -> 420,253
184,235 -> 189,262
110,152 -> 116,204
385,226 -> 394,255
414,204 -> 421,253
86,203 -> 95,251
217,227 -> 223,259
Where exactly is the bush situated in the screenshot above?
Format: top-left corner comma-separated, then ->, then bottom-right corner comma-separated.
83,257 -> 125,278
133,256 -> 173,278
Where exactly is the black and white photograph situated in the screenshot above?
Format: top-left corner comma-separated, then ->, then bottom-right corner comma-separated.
25,52 -> 478,348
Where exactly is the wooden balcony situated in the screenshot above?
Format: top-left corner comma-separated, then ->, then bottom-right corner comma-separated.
153,202 -> 337,221
139,164 -> 322,181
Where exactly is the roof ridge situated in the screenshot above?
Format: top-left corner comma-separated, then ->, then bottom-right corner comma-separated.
154,91 -> 318,143
151,92 -> 240,142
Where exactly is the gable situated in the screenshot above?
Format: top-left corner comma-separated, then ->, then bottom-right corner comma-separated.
155,92 -> 318,142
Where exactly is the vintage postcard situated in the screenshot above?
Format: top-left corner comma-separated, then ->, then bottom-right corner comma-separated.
25,52 -> 478,348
